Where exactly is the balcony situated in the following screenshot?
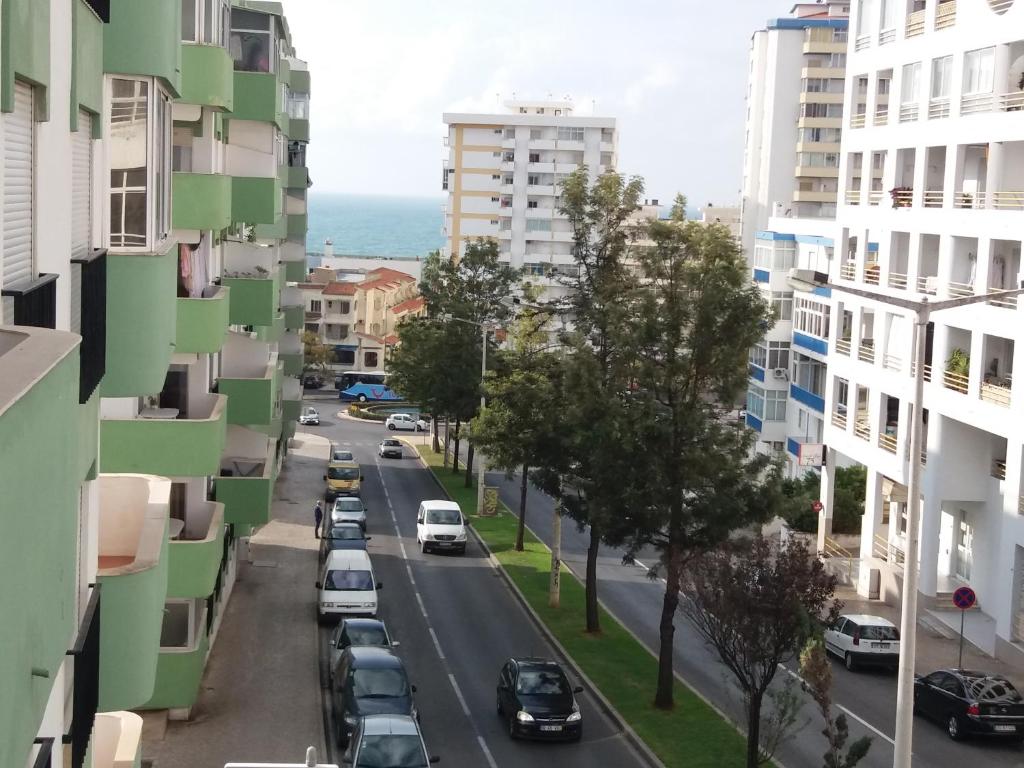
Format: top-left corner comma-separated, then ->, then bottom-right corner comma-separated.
219,332 -> 281,426
66,585 -> 101,768
222,242 -> 281,327
255,310 -> 286,343
878,432 -> 898,454
167,501 -> 225,599
2,272 -> 57,329
176,285 -> 230,354
232,71 -> 282,126
102,247 -> 177,397
102,0 -> 180,90
72,249 -> 107,403
283,304 -> 304,332
216,427 -> 276,526
793,189 -> 836,203
935,0 -> 956,29
282,376 -> 302,422
280,332 -> 303,376
858,341 -> 876,364
97,474 -> 170,711
100,393 -> 228,477
844,190 -> 860,206
906,8 -> 925,36
180,43 -> 233,110
146,601 -> 210,711
289,117 -> 310,142
92,712 -> 143,768
232,176 -> 283,225
173,173 -> 232,232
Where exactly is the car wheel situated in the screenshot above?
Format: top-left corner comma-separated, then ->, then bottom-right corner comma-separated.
421,540 -> 429,554
416,425 -> 423,432
947,714 -> 964,741
508,715 -> 517,740
496,697 -> 503,717
388,423 -> 396,430
358,394 -> 367,403
570,726 -> 582,743
844,653 -> 856,672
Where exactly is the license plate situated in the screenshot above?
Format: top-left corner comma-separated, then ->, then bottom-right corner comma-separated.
436,541 -> 452,547
994,725 -> 1016,733
540,725 -> 562,732
871,642 -> 889,649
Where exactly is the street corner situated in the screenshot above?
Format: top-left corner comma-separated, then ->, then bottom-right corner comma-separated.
290,432 -> 333,460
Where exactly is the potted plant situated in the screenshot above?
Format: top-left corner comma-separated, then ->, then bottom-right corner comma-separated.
945,348 -> 970,393
889,186 -> 913,208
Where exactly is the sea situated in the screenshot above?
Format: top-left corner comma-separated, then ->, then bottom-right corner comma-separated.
306,192 -> 445,260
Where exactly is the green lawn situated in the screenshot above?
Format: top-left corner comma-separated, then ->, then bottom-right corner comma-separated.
416,445 -> 747,768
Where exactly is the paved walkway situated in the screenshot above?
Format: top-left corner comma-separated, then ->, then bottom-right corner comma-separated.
141,433 -> 330,767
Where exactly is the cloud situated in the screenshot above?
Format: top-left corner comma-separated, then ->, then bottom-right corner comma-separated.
623,62 -> 678,111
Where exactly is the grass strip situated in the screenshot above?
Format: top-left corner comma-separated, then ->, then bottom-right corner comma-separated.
415,445 -> 747,768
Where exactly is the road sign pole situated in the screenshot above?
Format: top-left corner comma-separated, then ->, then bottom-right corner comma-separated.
958,610 -> 965,671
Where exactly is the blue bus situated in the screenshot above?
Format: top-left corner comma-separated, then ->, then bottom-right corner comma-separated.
339,383 -> 402,403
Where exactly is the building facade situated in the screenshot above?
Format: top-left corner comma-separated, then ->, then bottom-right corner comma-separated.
1,1 -> 308,765
820,0 -> 1024,661
442,100 -> 616,292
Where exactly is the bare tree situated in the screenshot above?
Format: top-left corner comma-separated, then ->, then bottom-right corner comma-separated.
799,639 -> 873,768
680,536 -> 841,768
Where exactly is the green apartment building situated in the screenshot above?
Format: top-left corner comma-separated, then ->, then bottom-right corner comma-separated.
0,1 -> 309,766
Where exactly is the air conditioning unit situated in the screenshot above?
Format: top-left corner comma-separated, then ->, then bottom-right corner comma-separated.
772,368 -> 789,380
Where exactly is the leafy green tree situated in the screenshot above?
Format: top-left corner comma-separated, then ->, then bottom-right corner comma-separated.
780,465 -> 867,535
302,330 -> 333,374
623,217 -> 777,709
800,639 -> 872,768
386,319 -> 453,454
669,192 -> 689,222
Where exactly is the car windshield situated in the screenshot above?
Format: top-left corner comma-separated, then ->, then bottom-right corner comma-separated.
333,451 -> 354,461
962,675 -> 1023,702
329,467 -> 359,480
329,526 -> 364,540
425,509 -> 461,525
860,625 -> 899,641
355,735 -> 426,768
517,668 -> 570,696
325,570 -> 374,590
352,668 -> 409,698
335,499 -> 365,512
347,625 -> 388,646
383,440 -> 401,447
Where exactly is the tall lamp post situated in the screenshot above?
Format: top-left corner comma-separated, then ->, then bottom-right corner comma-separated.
792,271 -> 1024,768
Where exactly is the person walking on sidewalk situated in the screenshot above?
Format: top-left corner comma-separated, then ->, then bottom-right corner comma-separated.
314,500 -> 324,538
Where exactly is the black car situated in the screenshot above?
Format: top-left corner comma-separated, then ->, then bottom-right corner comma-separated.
331,647 -> 417,747
303,373 -> 325,389
319,522 -> 371,562
496,658 -> 583,741
914,669 -> 1024,741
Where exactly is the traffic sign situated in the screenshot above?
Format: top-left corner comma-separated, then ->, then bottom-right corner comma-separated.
811,500 -> 824,513
952,586 -> 976,610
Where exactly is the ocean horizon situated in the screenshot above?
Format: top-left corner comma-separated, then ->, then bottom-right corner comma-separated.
307,192 -> 446,258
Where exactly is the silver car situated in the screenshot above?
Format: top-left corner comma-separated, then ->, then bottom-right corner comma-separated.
332,497 -> 367,530
343,714 -> 438,767
329,618 -> 397,676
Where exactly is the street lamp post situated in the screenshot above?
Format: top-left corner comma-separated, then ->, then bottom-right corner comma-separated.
795,274 -> 1024,768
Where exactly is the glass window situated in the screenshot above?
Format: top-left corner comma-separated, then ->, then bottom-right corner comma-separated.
557,127 -> 584,141
230,8 -> 275,73
181,0 -> 197,41
747,385 -> 765,419
770,291 -> 793,321
425,508 -> 462,525
901,62 -> 921,105
108,78 -> 156,250
931,56 -> 952,99
517,669 -> 570,695
351,669 -> 408,698
794,297 -> 831,338
792,353 -> 826,396
364,351 -> 379,368
355,735 -> 426,768
526,219 -> 551,232
324,570 -> 374,590
764,390 -> 787,421
768,341 -> 790,369
328,467 -> 359,481
750,342 -> 767,368
963,48 -> 995,96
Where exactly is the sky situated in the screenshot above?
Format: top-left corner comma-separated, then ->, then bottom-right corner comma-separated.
283,0 -> 780,206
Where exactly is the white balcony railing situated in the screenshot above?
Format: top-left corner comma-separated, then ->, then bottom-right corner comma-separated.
929,98 -> 951,119
850,113 -> 867,129
935,0 -> 957,29
991,191 -> 1024,210
840,262 -> 858,280
878,28 -> 897,45
874,534 -> 906,566
874,107 -> 889,126
888,271 -> 909,290
916,275 -> 938,295
942,368 -> 969,394
854,419 -> 871,441
905,10 -> 925,36
922,190 -> 945,208
836,338 -> 852,356
947,280 -> 974,298
855,34 -> 872,51
831,410 -> 848,430
879,432 -> 898,454
883,353 -> 903,372
845,190 -> 861,206
864,263 -> 881,285
868,190 -> 884,206
953,191 -> 985,209
988,289 -> 1018,309
993,459 -> 1008,480
981,377 -> 1012,407
858,344 -> 876,364
899,103 -> 919,122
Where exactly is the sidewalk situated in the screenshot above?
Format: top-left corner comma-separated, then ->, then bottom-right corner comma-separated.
141,433 -> 330,767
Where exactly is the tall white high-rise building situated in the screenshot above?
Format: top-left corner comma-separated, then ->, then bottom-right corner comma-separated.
820,0 -> 1024,661
442,100 -> 616,288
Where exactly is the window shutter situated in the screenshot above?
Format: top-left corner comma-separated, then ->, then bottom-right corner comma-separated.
70,110 -> 93,334
3,82 -> 34,289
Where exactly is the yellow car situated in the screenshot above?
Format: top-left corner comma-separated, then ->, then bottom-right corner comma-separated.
324,461 -> 363,502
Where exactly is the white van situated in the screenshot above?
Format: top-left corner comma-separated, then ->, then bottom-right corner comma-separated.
416,500 -> 467,555
316,550 -> 381,622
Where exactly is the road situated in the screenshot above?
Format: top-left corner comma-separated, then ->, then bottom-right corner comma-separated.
311,410 -> 651,768
484,468 -> 1024,768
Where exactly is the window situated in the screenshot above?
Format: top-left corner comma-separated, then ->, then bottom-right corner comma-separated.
287,92 -> 309,120
877,77 -> 890,95
798,152 -> 840,168
792,353 -> 826,396
3,81 -> 34,291
765,390 -> 787,421
769,291 -> 793,321
364,351 -> 379,368
530,128 -> 542,139
108,77 -> 172,251
747,385 -> 765,419
557,126 -> 584,141
901,62 -> 921,105
527,174 -> 541,185
172,125 -> 193,172
525,219 -> 551,232
800,127 -> 841,143
504,128 -> 515,139
750,342 -> 767,368
752,242 -> 795,270
801,102 -> 844,118
931,56 -> 952,99
339,301 -> 351,314
288,140 -> 306,168
527,200 -> 538,209
336,349 -> 355,365
310,299 -> 322,313
491,174 -> 500,181
794,297 -> 830,338
230,8 -> 276,73
524,263 -> 547,276
182,0 -> 231,46
528,152 -> 540,162
768,341 -> 790,369
963,48 -> 995,95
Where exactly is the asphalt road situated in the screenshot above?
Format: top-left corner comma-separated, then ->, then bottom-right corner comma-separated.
484,469 -> 1024,768
309,410 -> 651,768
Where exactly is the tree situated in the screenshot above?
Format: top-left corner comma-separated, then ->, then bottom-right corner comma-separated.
534,168 -> 645,634
302,330 -> 333,373
800,639 -> 873,768
669,192 -> 689,222
624,217 -> 777,710
386,319 -> 455,454
780,465 -> 867,534
681,536 -> 841,768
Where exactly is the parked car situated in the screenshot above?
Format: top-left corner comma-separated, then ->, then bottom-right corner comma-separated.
385,413 -> 428,432
319,522 -> 371,562
332,497 -> 368,530
330,647 -> 417,747
325,461 -> 362,502
331,447 -> 355,463
342,714 -> 438,767
379,438 -> 403,459
914,669 -> 1024,741
496,658 -> 583,741
303,373 -> 325,389
416,500 -> 467,555
329,618 -> 397,675
316,550 -> 381,623
823,614 -> 900,671
299,407 -> 320,426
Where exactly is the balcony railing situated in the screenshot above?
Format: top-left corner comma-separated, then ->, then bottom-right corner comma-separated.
840,262 -> 858,281
854,34 -> 871,51
878,28 -> 896,45
922,190 -> 945,208
935,0 -> 956,29
916,275 -> 938,295
874,534 -> 906,566
1,273 -> 57,328
836,337 -> 852,356
865,190 -> 882,206
831,410 -> 848,429
879,432 -> 898,454
71,249 -> 107,404
845,189 -> 861,206
31,739 -> 54,768
993,459 -> 1008,480
981,376 -> 1012,407
988,289 -> 1018,309
66,585 -> 101,768
888,271 -> 909,290
899,103 -> 919,122
958,91 -> 1024,115
991,191 -> 1024,210
892,189 -> 914,207
874,107 -> 889,126
929,98 -> 951,119
854,419 -> 871,441
947,280 -> 974,298
953,191 -> 984,209
850,113 -> 867,129
911,362 -> 934,382
905,9 -> 925,36
942,368 -> 969,394
858,343 -> 876,364
864,263 -> 881,285
883,353 -> 904,372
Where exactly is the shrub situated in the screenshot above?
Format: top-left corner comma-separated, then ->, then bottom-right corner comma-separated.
780,465 -> 866,535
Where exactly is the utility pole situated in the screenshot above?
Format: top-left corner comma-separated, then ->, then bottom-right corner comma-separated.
476,323 -> 488,515
550,505 -> 562,607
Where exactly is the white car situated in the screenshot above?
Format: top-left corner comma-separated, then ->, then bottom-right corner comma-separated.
299,407 -> 320,425
385,413 -> 428,432
416,500 -> 467,555
379,438 -> 403,459
824,614 -> 900,671
316,549 -> 381,622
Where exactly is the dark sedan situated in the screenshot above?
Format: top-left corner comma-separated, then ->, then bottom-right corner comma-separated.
914,669 -> 1024,741
319,522 -> 371,562
497,658 -> 583,741
331,647 -> 417,747
328,618 -> 397,675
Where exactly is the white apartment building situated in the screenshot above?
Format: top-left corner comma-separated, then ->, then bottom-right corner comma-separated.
442,100 -> 616,290
820,0 -> 1024,662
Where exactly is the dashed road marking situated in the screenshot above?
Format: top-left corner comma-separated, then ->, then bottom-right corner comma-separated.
448,673 -> 470,716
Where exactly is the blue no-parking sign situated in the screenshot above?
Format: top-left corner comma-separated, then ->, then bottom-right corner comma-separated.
952,586 -> 976,610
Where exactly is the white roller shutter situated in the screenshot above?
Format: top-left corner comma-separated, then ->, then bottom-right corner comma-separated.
3,82 -> 34,289
70,110 -> 93,334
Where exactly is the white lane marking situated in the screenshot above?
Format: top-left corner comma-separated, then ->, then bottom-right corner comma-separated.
777,665 -> 896,746
374,458 -> 499,767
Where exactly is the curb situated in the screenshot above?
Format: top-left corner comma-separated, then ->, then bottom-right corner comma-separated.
411,444 -> 666,768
